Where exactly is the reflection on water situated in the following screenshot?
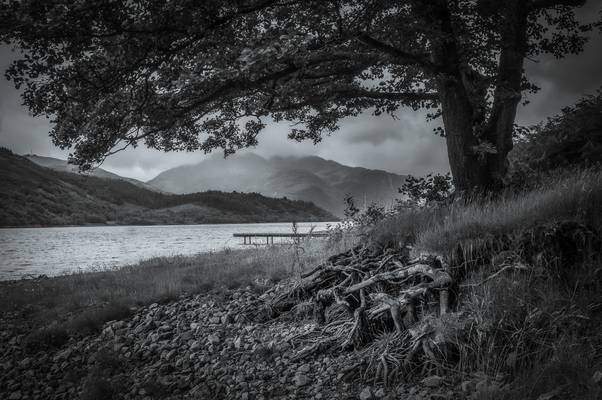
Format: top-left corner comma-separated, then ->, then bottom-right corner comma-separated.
0,222 -> 334,280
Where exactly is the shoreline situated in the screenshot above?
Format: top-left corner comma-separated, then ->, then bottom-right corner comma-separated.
0,219 -> 341,230
0,221 -> 342,282
0,239 -> 447,400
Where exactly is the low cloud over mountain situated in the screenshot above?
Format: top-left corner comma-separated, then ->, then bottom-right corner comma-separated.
148,153 -> 407,216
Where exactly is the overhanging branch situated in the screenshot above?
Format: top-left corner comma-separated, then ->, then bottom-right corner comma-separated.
529,0 -> 586,10
357,33 -> 438,73
333,88 -> 439,102
271,88 -> 438,112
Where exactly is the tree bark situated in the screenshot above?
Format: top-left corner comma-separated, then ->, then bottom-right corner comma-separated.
483,0 -> 529,191
438,80 -> 490,192
428,0 -> 487,192
429,0 -> 529,193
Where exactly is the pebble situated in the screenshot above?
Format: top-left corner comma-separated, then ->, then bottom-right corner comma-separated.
422,375 -> 444,388
359,386 -> 373,400
293,373 -> 310,387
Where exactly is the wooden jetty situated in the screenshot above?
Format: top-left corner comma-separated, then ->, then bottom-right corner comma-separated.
233,231 -> 329,245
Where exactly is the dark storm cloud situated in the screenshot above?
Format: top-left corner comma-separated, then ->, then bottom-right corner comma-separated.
517,1 -> 602,125
1,2 -> 601,180
519,35 -> 602,125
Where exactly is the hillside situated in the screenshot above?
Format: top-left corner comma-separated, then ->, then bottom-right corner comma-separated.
0,149 -> 336,227
24,154 -> 162,192
148,153 -> 408,216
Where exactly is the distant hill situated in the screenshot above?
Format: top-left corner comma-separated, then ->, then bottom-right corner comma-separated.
0,149 -> 335,227
148,153 -> 407,216
24,154 -> 161,192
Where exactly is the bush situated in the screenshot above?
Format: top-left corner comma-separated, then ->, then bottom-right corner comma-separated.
509,89 -> 602,189
24,325 -> 69,353
68,302 -> 131,335
81,377 -> 117,400
397,173 -> 453,209
81,347 -> 126,400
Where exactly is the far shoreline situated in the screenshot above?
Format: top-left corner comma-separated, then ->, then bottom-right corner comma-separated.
0,218 -> 341,230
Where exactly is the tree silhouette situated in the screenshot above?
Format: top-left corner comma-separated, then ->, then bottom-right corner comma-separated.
1,0 -> 599,191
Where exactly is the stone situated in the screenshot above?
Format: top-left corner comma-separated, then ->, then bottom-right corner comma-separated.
374,388 -> 386,398
18,358 -> 31,369
422,375 -> 444,388
475,380 -> 489,393
8,392 -> 21,400
461,380 -> 474,393
359,386 -> 373,400
112,321 -> 126,329
298,363 -> 311,373
207,334 -> 220,345
593,370 -> 602,385
294,373 -> 310,387
537,388 -> 562,400
190,341 -> 201,351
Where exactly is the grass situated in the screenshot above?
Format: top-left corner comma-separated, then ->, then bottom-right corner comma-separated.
1,237 -> 349,344
371,168 -> 602,255
367,168 -> 602,398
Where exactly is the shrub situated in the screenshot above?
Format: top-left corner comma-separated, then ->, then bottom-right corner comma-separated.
397,172 -> 453,209
68,302 -> 131,335
509,89 -> 602,189
81,347 -> 126,400
81,377 -> 117,400
24,325 -> 69,353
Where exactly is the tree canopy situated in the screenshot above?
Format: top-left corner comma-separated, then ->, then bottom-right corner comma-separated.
1,0 -> 600,191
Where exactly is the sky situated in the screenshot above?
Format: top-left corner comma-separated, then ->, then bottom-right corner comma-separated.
1,4 -> 601,182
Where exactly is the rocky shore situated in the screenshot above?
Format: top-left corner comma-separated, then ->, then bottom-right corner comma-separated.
0,284 -> 461,400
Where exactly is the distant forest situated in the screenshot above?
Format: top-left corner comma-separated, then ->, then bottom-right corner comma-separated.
0,149 -> 336,227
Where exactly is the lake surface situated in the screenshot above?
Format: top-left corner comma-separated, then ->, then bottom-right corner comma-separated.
0,222 -> 336,281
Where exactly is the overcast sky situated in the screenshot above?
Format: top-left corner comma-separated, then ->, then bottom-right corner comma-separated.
1,4 -> 601,182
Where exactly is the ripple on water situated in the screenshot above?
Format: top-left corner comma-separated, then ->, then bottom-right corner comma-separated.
0,221 -> 336,280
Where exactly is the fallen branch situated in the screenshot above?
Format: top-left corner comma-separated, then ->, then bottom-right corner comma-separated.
460,263 -> 529,288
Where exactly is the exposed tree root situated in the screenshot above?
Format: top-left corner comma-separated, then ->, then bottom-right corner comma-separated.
244,222 -> 600,386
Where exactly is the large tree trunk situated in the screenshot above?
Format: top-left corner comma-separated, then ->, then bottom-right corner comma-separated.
438,81 -> 492,192
430,0 -> 529,193
483,0 -> 529,191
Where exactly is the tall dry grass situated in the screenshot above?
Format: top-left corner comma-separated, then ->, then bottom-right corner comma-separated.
370,168 -> 602,255
367,168 -> 602,398
1,237 -> 347,344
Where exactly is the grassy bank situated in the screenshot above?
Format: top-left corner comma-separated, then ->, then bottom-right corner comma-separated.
372,168 -> 602,254
367,168 -> 602,399
0,237 -> 352,348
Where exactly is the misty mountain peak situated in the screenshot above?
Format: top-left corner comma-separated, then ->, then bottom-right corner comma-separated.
149,153 -> 407,216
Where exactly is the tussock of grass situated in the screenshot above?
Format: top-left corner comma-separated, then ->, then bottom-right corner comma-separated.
371,169 -> 602,254
420,169 -> 602,253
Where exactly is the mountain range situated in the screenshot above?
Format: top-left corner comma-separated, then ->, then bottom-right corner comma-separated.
0,149 -> 335,227
148,153 -> 408,216
24,154 -> 160,192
